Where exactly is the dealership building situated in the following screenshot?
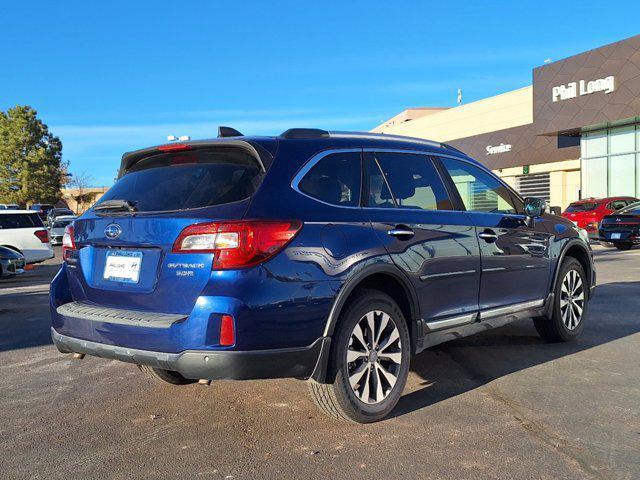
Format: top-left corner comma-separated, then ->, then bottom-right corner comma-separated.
372,35 -> 640,210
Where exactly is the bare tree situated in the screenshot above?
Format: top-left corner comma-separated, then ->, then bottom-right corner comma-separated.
68,171 -> 95,214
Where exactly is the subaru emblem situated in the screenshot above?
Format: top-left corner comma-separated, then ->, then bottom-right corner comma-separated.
104,224 -> 122,239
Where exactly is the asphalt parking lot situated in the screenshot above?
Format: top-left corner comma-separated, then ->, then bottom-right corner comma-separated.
1,246 -> 638,480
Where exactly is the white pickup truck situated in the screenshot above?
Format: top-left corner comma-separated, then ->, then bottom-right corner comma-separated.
0,210 -> 54,264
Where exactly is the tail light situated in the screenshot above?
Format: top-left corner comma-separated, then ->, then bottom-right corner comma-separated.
34,229 -> 49,243
62,224 -> 76,261
219,315 -> 235,346
172,220 -> 301,269
158,143 -> 192,152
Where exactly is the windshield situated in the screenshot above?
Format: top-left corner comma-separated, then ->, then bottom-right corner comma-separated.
95,148 -> 263,213
565,202 -> 598,212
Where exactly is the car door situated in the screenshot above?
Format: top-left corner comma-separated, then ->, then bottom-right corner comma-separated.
436,156 -> 552,311
364,151 -> 481,326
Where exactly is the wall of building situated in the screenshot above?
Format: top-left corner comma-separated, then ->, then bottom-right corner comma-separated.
372,86 -> 533,142
495,159 -> 580,210
60,187 -> 108,214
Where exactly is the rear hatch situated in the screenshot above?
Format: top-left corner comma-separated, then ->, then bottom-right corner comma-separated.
66,143 -> 267,314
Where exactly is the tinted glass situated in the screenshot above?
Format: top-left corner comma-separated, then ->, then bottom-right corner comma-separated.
299,152 -> 361,206
608,200 -> 627,210
618,201 -> 640,215
365,155 -> 394,208
370,153 -> 452,210
52,219 -> 73,229
96,148 -> 263,212
440,158 -> 516,214
0,213 -> 43,229
565,202 -> 598,212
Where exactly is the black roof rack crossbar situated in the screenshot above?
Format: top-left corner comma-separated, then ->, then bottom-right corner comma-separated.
280,128 -> 330,139
218,126 -> 244,138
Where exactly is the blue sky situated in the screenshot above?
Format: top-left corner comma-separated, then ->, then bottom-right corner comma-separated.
2,1 -> 639,186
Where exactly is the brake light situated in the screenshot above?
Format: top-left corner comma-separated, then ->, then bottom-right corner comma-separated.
172,220 -> 302,269
34,229 -> 49,243
158,143 -> 192,152
219,315 -> 235,346
62,224 -> 76,261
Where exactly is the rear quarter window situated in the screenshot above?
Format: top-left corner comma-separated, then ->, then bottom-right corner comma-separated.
298,152 -> 361,207
96,148 -> 264,212
0,213 -> 43,229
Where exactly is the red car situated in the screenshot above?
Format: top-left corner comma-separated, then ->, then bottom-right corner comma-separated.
562,197 -> 638,238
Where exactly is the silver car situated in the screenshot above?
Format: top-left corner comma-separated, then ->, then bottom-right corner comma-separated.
0,246 -> 26,278
49,215 -> 76,246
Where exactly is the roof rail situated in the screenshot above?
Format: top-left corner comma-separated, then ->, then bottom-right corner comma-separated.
329,131 -> 442,148
280,128 -> 330,139
218,126 -> 244,138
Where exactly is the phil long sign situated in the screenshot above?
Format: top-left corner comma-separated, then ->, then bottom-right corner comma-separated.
552,76 -> 615,102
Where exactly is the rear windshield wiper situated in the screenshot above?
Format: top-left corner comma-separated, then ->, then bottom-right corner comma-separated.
93,199 -> 138,213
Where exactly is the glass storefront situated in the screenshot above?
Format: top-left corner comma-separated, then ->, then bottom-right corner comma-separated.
581,123 -> 640,198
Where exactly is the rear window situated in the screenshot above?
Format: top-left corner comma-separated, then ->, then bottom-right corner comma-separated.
565,202 -> 598,212
52,219 -> 73,229
96,148 -> 264,213
0,213 -> 44,229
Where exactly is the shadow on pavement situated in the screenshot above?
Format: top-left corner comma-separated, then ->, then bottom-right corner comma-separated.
391,280 -> 640,419
0,263 -> 61,352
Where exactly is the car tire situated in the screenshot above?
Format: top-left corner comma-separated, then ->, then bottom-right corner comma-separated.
533,257 -> 588,342
308,289 -> 410,423
137,365 -> 197,385
615,243 -> 633,251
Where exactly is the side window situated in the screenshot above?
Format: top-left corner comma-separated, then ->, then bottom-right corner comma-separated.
298,152 -> 361,206
367,152 -> 453,210
609,200 -> 627,210
439,157 -> 517,214
0,213 -> 38,229
365,155 -> 394,208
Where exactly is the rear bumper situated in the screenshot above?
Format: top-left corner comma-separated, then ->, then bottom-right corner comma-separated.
51,327 -> 328,381
598,237 -> 640,246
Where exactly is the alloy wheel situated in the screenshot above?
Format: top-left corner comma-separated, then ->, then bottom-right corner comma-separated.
560,269 -> 584,330
346,310 -> 402,404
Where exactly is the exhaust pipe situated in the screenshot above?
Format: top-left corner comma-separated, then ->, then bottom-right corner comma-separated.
198,379 -> 211,386
72,353 -> 85,359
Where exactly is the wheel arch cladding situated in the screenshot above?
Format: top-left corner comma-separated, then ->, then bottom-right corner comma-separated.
326,267 -> 419,351
554,241 -> 592,295
311,269 -> 418,383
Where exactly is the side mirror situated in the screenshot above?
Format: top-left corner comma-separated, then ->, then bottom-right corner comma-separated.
524,197 -> 546,218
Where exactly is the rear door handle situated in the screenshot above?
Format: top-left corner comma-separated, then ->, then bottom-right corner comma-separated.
478,229 -> 498,242
387,226 -> 415,238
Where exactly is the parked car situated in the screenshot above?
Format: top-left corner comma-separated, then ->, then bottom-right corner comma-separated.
49,215 -> 76,245
29,203 -> 54,222
0,210 -> 54,264
562,196 -> 638,239
598,200 -> 640,250
0,204 -> 21,210
47,208 -> 74,225
50,128 -> 595,423
0,245 -> 26,278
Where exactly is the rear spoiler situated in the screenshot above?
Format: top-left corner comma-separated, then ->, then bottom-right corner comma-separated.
117,138 -> 272,179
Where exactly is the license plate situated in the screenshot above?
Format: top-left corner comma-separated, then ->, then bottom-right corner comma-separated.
103,251 -> 143,284
611,233 -> 621,239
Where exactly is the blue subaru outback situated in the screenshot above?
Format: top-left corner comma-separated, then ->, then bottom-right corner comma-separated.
50,128 -> 595,422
